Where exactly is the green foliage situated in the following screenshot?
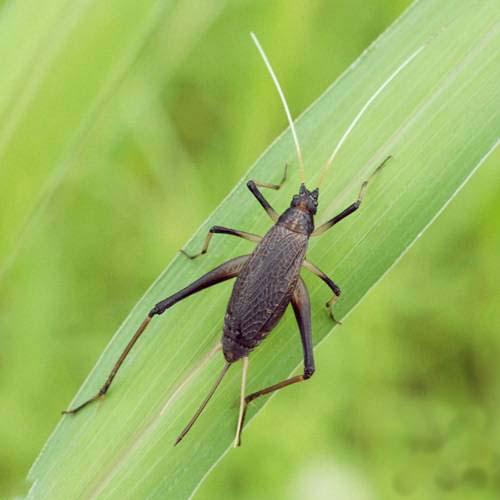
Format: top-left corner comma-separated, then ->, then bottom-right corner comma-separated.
0,0 -> 498,498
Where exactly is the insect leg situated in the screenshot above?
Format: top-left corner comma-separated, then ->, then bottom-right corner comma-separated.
312,156 -> 392,236
236,277 -> 313,446
302,259 -> 341,296
62,255 -> 249,415
252,163 -> 288,190
302,259 -> 342,323
234,356 -> 249,448
182,164 -> 286,258
247,164 -> 288,222
181,226 -> 261,259
292,277 -> 315,379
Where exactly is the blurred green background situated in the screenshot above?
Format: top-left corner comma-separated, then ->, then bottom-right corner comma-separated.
1,0 -> 499,498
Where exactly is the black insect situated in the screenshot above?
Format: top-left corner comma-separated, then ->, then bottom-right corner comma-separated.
63,34 -> 422,447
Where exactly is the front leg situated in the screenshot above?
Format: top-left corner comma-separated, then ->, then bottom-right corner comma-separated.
312,156 -> 391,237
302,259 -> 341,323
181,226 -> 262,259
247,164 -> 288,222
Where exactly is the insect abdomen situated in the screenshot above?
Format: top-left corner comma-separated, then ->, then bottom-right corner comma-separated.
222,224 -> 307,362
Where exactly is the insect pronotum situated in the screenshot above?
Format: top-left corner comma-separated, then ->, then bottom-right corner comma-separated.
63,33 -> 423,447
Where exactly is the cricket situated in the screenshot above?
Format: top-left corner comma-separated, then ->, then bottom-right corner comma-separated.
63,33 -> 423,447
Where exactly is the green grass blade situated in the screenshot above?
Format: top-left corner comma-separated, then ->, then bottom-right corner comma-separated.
28,0 -> 500,498
0,0 -> 172,279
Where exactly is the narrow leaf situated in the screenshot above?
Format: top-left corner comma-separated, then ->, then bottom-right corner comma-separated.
28,0 -> 500,498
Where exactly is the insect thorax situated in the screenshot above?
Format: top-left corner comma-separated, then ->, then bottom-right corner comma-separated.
277,207 -> 314,235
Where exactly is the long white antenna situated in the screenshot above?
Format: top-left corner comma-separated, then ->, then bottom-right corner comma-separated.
318,45 -> 425,186
251,32 -> 305,183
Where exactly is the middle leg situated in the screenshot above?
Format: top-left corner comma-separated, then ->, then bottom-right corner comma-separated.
302,259 -> 342,323
246,164 -> 288,222
181,226 -> 262,259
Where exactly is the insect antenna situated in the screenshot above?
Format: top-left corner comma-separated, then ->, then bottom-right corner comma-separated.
317,45 -> 425,187
251,32 -> 305,184
174,362 -> 231,446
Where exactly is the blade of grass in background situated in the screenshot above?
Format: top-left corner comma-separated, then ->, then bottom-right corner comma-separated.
23,0 -> 500,498
0,0 -> 173,279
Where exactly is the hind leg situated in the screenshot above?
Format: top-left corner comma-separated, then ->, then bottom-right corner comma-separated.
235,277 -> 313,446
